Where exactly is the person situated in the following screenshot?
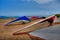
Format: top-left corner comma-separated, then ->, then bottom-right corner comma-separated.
39,16 -> 55,26
47,16 -> 55,26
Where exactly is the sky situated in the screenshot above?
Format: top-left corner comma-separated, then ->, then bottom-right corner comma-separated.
0,0 -> 60,16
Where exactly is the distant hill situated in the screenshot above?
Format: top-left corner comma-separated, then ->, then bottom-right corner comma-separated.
55,14 -> 60,17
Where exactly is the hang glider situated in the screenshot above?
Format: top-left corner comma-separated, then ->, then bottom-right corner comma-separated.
5,16 -> 30,25
12,15 -> 55,34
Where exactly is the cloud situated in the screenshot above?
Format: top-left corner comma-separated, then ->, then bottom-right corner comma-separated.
16,0 -> 54,4
33,0 -> 54,4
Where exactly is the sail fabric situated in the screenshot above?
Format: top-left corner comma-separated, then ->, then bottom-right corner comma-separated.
5,16 -> 30,25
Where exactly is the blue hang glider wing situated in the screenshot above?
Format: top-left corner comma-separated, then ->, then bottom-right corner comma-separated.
5,16 -> 30,25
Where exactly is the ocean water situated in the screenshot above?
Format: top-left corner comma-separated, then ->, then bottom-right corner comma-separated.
0,15 -> 49,19
30,24 -> 60,40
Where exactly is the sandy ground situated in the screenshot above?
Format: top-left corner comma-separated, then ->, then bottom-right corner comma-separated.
0,18 -> 46,40
0,18 -> 60,40
0,33 -> 45,40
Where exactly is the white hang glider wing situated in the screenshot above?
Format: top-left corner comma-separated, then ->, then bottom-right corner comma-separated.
13,15 -> 55,34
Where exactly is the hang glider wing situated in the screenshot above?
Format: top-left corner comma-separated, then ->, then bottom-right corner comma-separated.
13,15 -> 55,34
5,16 -> 30,25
